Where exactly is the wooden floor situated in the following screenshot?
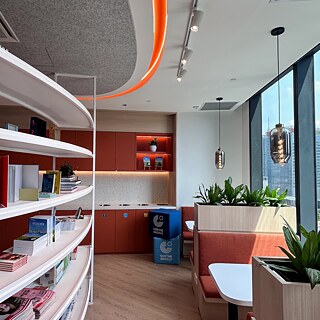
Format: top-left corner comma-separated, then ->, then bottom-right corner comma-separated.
85,254 -> 201,320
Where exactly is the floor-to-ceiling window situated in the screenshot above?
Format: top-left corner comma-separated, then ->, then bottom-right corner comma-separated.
261,71 -> 295,205
314,51 -> 320,227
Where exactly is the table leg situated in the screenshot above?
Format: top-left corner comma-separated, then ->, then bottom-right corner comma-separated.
228,302 -> 238,320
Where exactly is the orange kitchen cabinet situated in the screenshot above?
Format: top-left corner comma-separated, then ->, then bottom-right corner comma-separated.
55,130 -> 77,170
96,132 -> 116,171
95,210 -> 116,253
135,209 -> 153,253
115,209 -> 135,253
115,132 -> 135,171
75,131 -> 93,171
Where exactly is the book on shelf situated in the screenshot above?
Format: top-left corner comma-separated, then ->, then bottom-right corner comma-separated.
3,123 -> 19,131
0,251 -> 28,272
56,217 -> 76,231
60,188 -> 78,194
29,216 -> 52,245
60,175 -> 78,182
70,246 -> 78,260
41,174 -> 55,193
39,256 -> 69,287
29,116 -> 46,137
0,296 -> 34,320
13,287 -> 56,319
13,233 -> 47,256
0,155 -> 9,207
45,170 -> 61,194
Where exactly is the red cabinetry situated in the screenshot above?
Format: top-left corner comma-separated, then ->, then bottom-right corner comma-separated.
95,210 -> 116,253
115,132 -> 135,171
115,209 -> 136,253
135,134 -> 173,171
56,130 -> 77,170
75,131 -> 93,171
135,209 -> 153,253
96,132 -> 116,171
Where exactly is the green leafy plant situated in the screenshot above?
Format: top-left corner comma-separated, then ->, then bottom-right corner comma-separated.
194,183 -> 223,205
270,218 -> 320,289
242,186 -> 267,207
264,186 -> 288,207
59,161 -> 74,177
222,177 -> 244,205
149,138 -> 157,146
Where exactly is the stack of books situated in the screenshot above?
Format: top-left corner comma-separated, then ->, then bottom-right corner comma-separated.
0,296 -> 34,319
60,298 -> 75,320
13,288 -> 56,319
0,252 -> 28,272
60,175 -> 81,194
56,217 -> 76,231
13,233 -> 47,256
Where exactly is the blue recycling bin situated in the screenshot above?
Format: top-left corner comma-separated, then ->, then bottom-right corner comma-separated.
148,209 -> 181,239
153,235 -> 180,265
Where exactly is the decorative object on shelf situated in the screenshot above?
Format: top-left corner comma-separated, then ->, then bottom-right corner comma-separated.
3,123 -> 18,131
155,157 -> 163,170
29,116 -> 47,137
149,137 -> 158,152
41,173 -> 56,193
48,124 -> 60,140
46,170 -> 61,194
59,161 -> 75,177
270,27 -> 291,166
215,97 -> 225,169
143,156 -> 151,170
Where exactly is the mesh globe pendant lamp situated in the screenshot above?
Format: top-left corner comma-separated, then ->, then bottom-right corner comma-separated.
215,97 -> 225,169
270,27 -> 291,166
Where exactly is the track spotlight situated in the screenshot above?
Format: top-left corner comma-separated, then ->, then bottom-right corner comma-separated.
190,10 -> 204,32
177,69 -> 187,82
181,48 -> 193,65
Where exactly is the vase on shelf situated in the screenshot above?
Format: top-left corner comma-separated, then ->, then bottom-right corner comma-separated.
150,145 -> 157,152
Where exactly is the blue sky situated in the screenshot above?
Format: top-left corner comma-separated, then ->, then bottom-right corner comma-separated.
261,51 -> 320,134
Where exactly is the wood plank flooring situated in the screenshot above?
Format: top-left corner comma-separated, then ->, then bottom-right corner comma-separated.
85,254 -> 201,320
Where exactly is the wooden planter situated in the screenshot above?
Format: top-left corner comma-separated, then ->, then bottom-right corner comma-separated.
195,203 -> 296,233
252,256 -> 320,320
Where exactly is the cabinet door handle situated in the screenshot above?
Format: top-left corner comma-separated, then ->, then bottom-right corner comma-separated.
102,213 -> 107,218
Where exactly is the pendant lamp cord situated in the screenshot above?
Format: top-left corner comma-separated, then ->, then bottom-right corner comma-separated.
218,100 -> 221,149
277,33 -> 281,124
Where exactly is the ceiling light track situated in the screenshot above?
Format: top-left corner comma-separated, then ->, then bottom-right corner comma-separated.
176,0 -> 203,82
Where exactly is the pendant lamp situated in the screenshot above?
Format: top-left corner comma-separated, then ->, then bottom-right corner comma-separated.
270,27 -> 291,166
215,97 -> 225,169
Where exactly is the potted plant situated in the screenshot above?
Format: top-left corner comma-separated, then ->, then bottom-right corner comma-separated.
149,138 -> 157,152
252,219 -> 320,320
59,161 -> 75,177
194,177 -> 296,233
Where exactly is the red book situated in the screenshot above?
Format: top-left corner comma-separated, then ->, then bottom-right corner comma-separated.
0,155 -> 9,208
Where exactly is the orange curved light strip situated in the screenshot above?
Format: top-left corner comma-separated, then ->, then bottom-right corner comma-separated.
78,0 -> 167,101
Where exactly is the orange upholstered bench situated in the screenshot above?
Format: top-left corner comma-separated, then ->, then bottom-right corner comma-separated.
181,206 -> 194,256
197,231 -> 287,320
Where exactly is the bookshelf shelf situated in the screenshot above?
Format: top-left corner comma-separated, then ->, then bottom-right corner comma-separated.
70,277 -> 91,320
0,217 -> 92,303
0,185 -> 93,220
0,129 -> 93,158
0,48 -> 93,129
42,246 -> 91,320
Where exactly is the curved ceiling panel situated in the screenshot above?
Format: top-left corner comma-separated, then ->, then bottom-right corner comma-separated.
0,0 -> 137,95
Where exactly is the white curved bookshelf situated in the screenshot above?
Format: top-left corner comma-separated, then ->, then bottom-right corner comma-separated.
71,278 -> 91,320
0,185 -> 93,220
42,246 -> 91,320
0,47 -> 93,129
0,129 -> 93,158
0,216 -> 92,303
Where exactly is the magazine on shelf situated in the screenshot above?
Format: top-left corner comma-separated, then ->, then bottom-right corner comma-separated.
29,216 -> 52,245
45,170 -> 61,194
41,174 -> 55,193
0,296 -> 34,320
0,252 -> 28,272
13,233 -> 47,256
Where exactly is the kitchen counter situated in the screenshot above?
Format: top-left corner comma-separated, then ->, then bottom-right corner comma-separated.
96,203 -> 176,210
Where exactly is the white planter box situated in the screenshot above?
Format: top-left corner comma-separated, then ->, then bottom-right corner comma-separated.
252,256 -> 320,320
195,203 -> 296,233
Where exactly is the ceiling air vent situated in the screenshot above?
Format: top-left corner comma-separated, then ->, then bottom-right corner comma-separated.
200,101 -> 237,111
0,12 -> 19,43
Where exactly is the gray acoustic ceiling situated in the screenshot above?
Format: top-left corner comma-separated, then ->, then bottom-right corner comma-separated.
0,0 -> 137,95
200,102 -> 238,111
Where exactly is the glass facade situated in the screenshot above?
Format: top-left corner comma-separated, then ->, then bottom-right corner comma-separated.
315,51 -> 320,226
261,72 -> 295,205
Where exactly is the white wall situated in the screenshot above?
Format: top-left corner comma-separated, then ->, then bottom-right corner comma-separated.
176,103 -> 250,206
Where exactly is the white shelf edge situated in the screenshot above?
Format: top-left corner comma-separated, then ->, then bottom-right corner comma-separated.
42,246 -> 92,320
70,276 -> 91,320
0,185 -> 93,220
0,216 -> 92,302
0,129 -> 93,158
0,47 -> 93,129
